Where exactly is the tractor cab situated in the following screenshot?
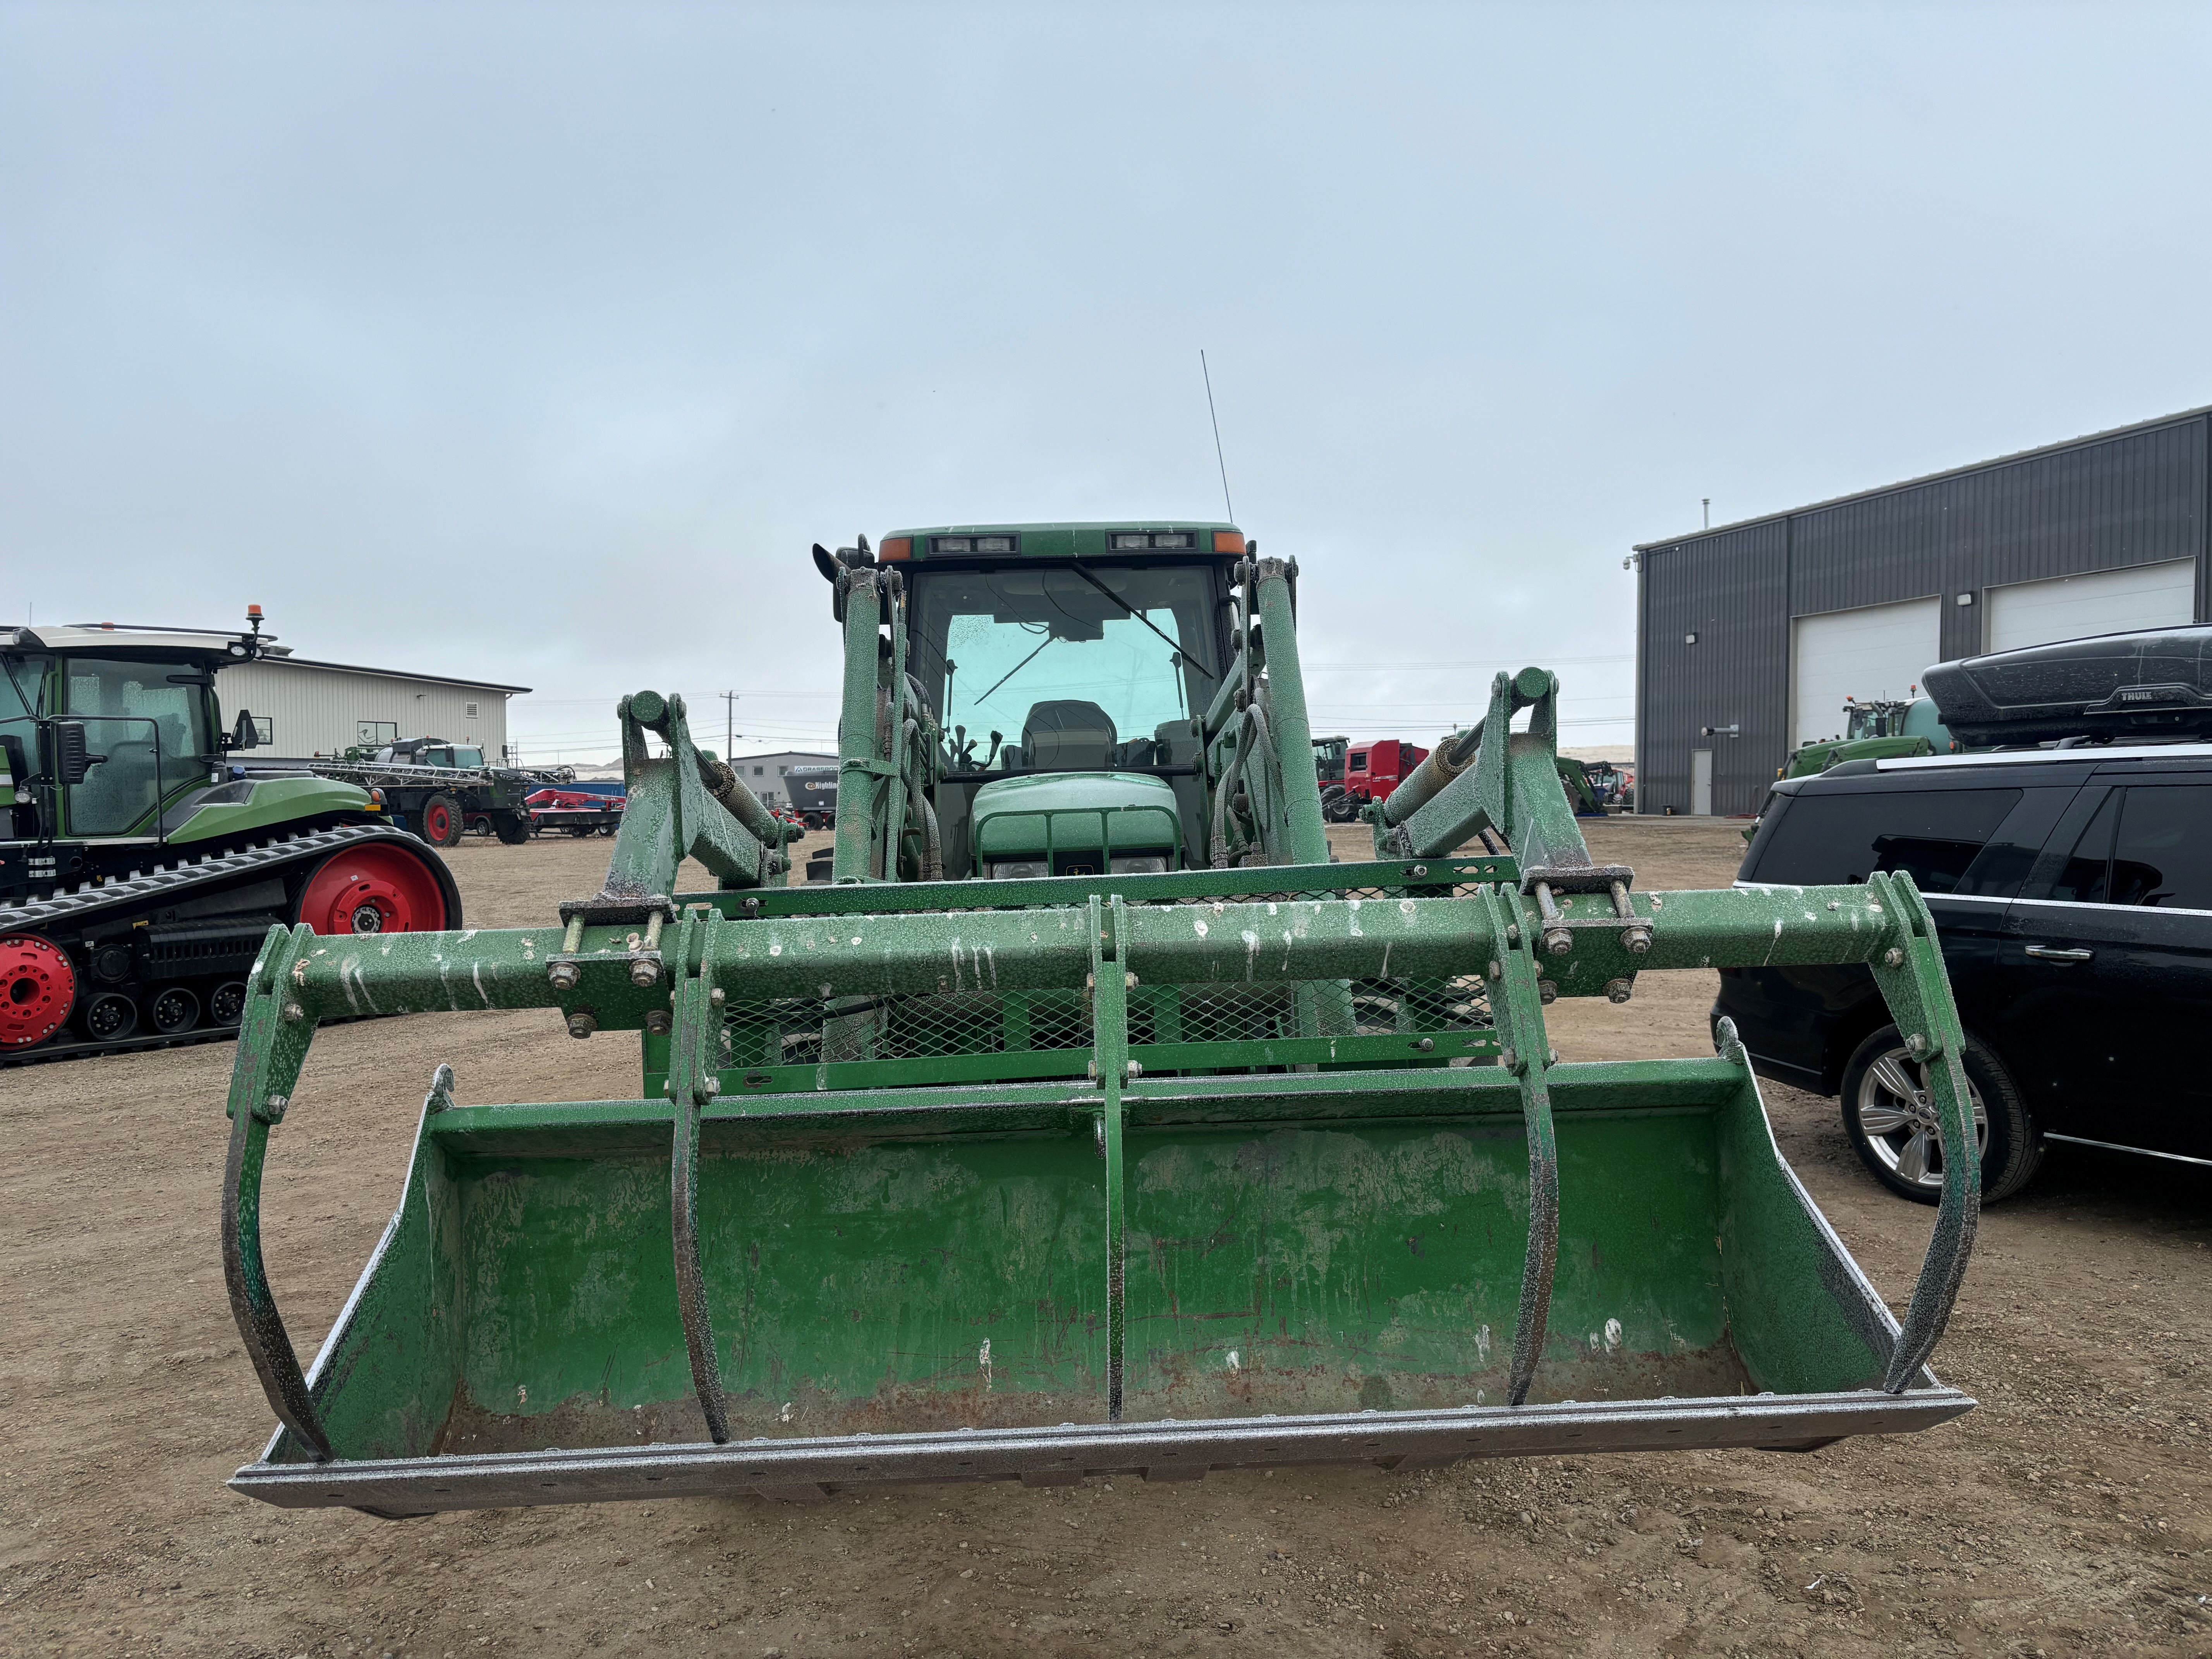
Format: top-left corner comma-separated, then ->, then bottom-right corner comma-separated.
374,738 -> 488,770
887,523 -> 1244,879
0,620 -> 323,865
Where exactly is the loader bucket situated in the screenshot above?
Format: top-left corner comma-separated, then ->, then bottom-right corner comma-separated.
222,853 -> 1978,1515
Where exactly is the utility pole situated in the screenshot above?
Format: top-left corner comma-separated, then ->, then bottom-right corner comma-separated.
721,690 -> 738,761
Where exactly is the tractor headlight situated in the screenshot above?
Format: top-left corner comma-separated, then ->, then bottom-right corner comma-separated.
989,860 -> 1049,880
1108,855 -> 1169,874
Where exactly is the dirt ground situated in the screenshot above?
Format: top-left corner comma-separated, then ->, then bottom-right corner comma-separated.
3,816 -> 2208,1657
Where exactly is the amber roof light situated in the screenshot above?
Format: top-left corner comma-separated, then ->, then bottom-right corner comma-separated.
1212,530 -> 1246,555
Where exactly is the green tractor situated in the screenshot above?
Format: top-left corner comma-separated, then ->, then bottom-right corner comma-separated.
1,612 -> 459,1061
1781,694 -> 1954,778
218,523 -> 1982,1516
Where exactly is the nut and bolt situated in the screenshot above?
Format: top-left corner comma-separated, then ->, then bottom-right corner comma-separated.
630,958 -> 662,989
548,961 -> 581,992
1408,864 -> 1428,879
1487,960 -> 1502,981
1125,1060 -> 1144,1078
1537,980 -> 1558,1005
1414,1037 -> 1435,1053
1905,1032 -> 1929,1058
1604,978 -> 1634,1005
1544,928 -> 1574,957
280,1001 -> 305,1024
710,986 -> 726,1007
642,1010 -> 672,1035
1621,927 -> 1653,956
565,1010 -> 598,1040
1506,924 -> 1521,948
1884,947 -> 1904,969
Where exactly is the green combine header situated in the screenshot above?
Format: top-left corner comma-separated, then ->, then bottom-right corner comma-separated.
220,524 -> 1980,1515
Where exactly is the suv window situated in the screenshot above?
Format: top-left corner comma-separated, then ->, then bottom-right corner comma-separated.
2112,787 -> 2212,908
1754,788 -> 2021,892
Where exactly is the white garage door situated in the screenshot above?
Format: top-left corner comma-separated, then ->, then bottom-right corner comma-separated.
1791,597 -> 1942,748
1984,558 -> 2197,654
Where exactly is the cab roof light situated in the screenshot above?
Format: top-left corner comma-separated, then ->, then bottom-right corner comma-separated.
879,537 -> 912,561
931,533 -> 1020,555
1212,530 -> 1245,554
1108,530 -> 1198,551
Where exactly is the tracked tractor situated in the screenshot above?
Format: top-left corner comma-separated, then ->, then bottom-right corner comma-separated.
0,612 -> 459,1062
219,522 -> 1981,1516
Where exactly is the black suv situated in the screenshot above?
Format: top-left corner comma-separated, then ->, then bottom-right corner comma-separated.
1721,740 -> 2212,1203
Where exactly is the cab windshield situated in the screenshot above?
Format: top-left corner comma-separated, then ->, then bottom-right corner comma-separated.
908,564 -> 1221,771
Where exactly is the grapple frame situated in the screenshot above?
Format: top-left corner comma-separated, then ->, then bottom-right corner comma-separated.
221,694 -> 1980,1513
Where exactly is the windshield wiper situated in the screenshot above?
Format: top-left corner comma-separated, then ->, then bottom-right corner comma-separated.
973,633 -> 1058,707
1066,563 -> 1210,678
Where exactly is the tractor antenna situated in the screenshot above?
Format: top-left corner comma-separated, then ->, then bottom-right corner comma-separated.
1200,349 -> 1235,523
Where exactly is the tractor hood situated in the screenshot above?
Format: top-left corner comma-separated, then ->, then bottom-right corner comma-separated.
162,774 -> 374,843
970,771 -> 1182,862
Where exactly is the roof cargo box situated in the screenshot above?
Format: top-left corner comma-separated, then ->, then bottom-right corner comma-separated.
1922,625 -> 2212,748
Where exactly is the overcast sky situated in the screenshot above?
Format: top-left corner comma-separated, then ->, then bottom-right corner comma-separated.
7,2 -> 2211,761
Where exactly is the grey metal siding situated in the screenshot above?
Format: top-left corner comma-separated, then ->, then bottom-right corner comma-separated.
1637,519 -> 1789,818
1638,411 -> 2209,809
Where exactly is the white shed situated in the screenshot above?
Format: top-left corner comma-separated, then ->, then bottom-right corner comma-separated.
219,651 -> 530,762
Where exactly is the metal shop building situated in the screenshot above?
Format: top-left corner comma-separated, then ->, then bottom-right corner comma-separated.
1632,406 -> 2212,817
220,648 -> 529,763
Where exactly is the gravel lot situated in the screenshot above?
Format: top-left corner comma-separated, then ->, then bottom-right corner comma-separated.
3,816 -> 2207,1656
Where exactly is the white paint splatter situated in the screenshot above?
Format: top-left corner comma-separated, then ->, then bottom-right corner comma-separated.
1193,917 -> 1209,939
1400,898 -> 1417,919
769,942 -> 783,957
472,963 -> 489,1007
979,1338 -> 993,1390
1476,1324 -> 1492,1362
1604,1318 -> 1623,1352
1225,1349 -> 1240,1372
1242,929 -> 1261,981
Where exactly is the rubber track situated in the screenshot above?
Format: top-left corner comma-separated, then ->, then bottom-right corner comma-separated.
0,822 -> 409,934
0,823 -> 423,1069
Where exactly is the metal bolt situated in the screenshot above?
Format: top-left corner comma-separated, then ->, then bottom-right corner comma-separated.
1544,927 -> 1573,957
1501,1046 -> 1518,1073
1537,980 -> 1558,1005
1506,924 -> 1521,948
280,1001 -> 304,1023
643,1010 -> 672,1035
1884,947 -> 1904,969
1125,1060 -> 1144,1078
1408,865 -> 1428,879
1414,1037 -> 1434,1053
1604,978 -> 1633,1005
565,1010 -> 598,1039
1487,960 -> 1502,981
630,958 -> 661,989
548,961 -> 581,992
1547,1049 -> 1559,1066
1622,927 -> 1653,956
710,986 -> 726,1007
1905,1032 -> 1929,1058
704,1076 -> 721,1095
1125,972 -> 1138,990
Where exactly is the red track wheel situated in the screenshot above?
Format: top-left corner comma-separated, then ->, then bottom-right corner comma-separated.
295,843 -> 454,936
0,935 -> 76,1048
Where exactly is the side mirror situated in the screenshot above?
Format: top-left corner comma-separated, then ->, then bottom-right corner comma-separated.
230,709 -> 263,750
54,721 -> 93,784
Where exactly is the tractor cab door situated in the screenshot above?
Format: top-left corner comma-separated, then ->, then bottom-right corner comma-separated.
0,653 -> 50,839
60,657 -> 213,838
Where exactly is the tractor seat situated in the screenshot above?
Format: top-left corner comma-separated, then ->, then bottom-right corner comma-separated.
1021,701 -> 1118,770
